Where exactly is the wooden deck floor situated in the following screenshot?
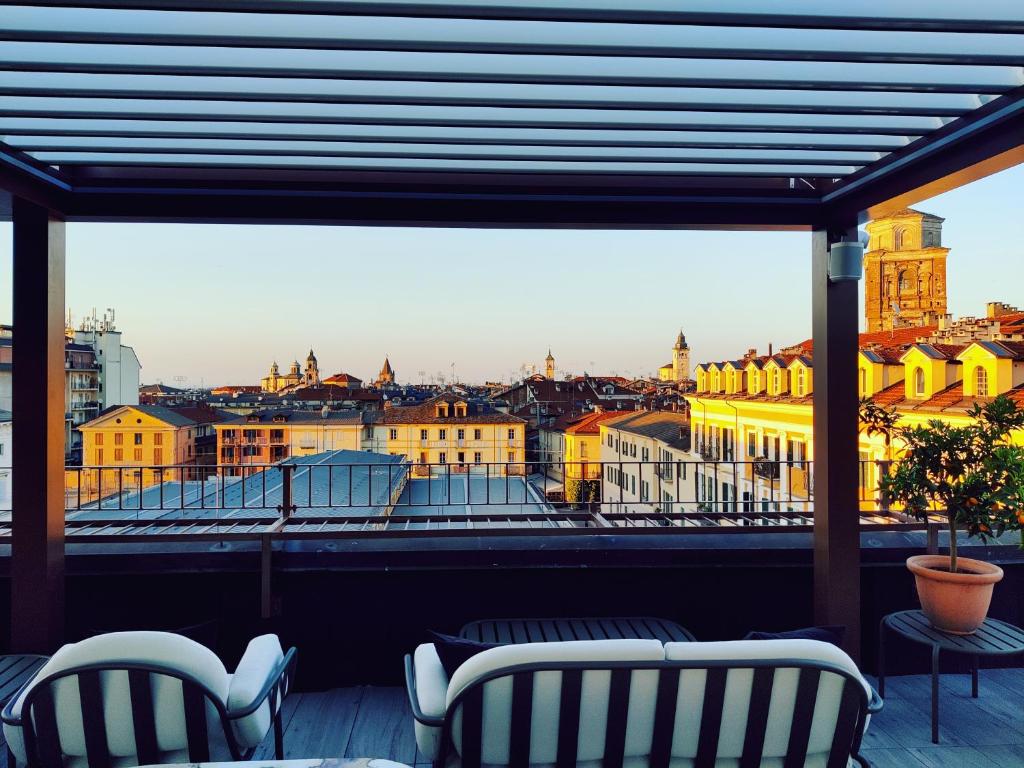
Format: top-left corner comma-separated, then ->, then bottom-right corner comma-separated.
259,669 -> 1024,768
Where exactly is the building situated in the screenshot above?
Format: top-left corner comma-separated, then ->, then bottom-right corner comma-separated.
76,404 -> 229,497
71,311 -> 141,410
214,409 -> 363,469
658,330 -> 691,383
375,358 -> 395,386
559,411 -> 626,500
364,393 -> 526,474
324,372 -> 364,389
598,410 -> 692,515
545,349 -> 555,380
64,342 -> 101,453
0,410 -> 10,511
261,360 -> 300,393
685,304 -> 1024,514
864,209 -> 949,333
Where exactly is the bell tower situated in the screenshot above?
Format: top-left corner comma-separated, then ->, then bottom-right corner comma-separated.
672,330 -> 690,383
863,209 -> 948,333
545,349 -> 555,380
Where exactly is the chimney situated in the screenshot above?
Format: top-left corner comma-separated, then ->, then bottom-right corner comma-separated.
768,343 -> 774,357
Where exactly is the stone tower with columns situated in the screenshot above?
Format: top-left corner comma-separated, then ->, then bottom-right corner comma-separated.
864,209 -> 949,333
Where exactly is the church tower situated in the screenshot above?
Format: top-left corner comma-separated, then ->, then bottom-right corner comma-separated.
545,349 -> 555,380
672,331 -> 690,383
863,209 -> 949,333
304,348 -> 320,386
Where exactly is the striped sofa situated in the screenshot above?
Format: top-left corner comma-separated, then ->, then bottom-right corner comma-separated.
405,638 -> 881,768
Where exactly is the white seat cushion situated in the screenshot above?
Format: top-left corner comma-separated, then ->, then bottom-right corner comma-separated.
663,640 -> 870,764
4,631 -> 230,767
412,643 -> 449,760
447,639 -> 665,767
228,634 -> 285,748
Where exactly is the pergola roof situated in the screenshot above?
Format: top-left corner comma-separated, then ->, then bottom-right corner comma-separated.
1,1 -> 1022,226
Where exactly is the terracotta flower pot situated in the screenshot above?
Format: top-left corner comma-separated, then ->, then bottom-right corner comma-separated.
907,555 -> 1004,634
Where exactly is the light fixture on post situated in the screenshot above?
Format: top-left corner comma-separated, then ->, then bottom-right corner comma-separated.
828,230 -> 868,282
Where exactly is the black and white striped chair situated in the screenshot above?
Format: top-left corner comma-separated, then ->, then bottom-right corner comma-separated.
1,631 -> 297,768
406,638 -> 881,768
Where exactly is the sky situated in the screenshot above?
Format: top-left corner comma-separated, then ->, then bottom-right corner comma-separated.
2,164 -> 1023,387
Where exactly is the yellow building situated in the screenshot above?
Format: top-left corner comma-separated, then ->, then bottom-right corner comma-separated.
76,404 -> 226,499
213,409 -> 363,470
685,308 -> 1024,515
363,394 -> 526,475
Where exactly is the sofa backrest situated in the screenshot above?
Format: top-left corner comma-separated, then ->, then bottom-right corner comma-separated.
442,639 -> 869,768
4,631 -> 235,768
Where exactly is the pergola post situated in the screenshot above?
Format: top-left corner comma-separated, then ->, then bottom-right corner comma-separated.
11,196 -> 66,652
811,221 -> 861,661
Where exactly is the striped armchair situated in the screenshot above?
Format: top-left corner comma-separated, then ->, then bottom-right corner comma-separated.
2,631 -> 296,768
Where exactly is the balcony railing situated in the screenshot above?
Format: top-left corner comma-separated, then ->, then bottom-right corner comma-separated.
0,458 -> 935,546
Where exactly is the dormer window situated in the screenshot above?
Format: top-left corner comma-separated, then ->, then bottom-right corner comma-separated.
273,413 -> 287,423
436,402 -> 450,418
454,401 -> 467,417
975,367 -> 989,397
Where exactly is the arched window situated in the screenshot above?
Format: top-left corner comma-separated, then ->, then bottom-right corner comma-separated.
893,228 -> 906,250
898,269 -> 914,293
751,371 -> 760,392
976,367 -> 989,397
914,367 -> 926,397
797,368 -> 805,396
773,369 -> 781,394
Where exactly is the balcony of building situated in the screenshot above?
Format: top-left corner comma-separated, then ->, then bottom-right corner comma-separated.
2,3 -> 1024,768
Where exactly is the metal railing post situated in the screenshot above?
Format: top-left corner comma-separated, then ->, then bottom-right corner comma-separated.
278,464 -> 295,519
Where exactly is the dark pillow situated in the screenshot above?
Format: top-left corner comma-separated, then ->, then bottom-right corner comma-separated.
743,625 -> 846,648
428,631 -> 503,678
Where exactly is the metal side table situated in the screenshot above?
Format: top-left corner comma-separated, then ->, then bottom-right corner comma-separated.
878,609 -> 1024,744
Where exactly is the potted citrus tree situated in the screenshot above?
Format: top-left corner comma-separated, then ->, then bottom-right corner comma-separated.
879,394 -> 1024,634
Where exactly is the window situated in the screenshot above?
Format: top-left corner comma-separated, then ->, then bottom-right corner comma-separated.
474,428 -> 481,440
859,368 -> 867,395
114,448 -> 123,462
419,452 -> 427,464
420,429 -> 428,440
436,403 -> 449,417
134,432 -> 143,445
893,227 -> 906,250
508,451 -> 516,463
641,447 -> 649,462
95,433 -> 104,446
244,428 -> 258,442
114,432 -> 124,446
153,432 -> 163,446
133,448 -> 143,461
474,452 -> 482,464
243,445 -> 258,457
797,368 -> 805,396
508,428 -> 516,440
607,434 -> 613,447
457,428 -> 465,440
630,443 -> 636,458
976,367 -> 989,397
438,452 -> 446,464
898,269 -> 913,293
154,448 -> 163,464
96,449 -> 104,464
438,429 -> 447,440
455,403 -> 467,417
914,367 -> 926,397
457,451 -> 465,464
772,370 -> 781,394
641,480 -> 650,502
751,371 -> 759,391
747,430 -> 756,457
389,428 -> 398,440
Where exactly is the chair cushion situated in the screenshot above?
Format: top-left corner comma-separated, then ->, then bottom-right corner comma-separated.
663,639 -> 870,762
447,639 -> 665,766
428,631 -> 503,678
4,631 -> 230,765
412,644 -> 449,760
228,634 -> 285,748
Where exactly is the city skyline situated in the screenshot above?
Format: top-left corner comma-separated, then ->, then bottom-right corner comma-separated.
2,164 -> 1022,386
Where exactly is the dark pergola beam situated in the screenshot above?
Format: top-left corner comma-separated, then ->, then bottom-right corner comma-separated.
811,221 -> 862,662
10,196 -> 66,652
5,1 -> 1024,34
0,140 -> 71,211
0,87 -> 974,118
823,85 -> 1024,220
0,61 -> 1010,95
